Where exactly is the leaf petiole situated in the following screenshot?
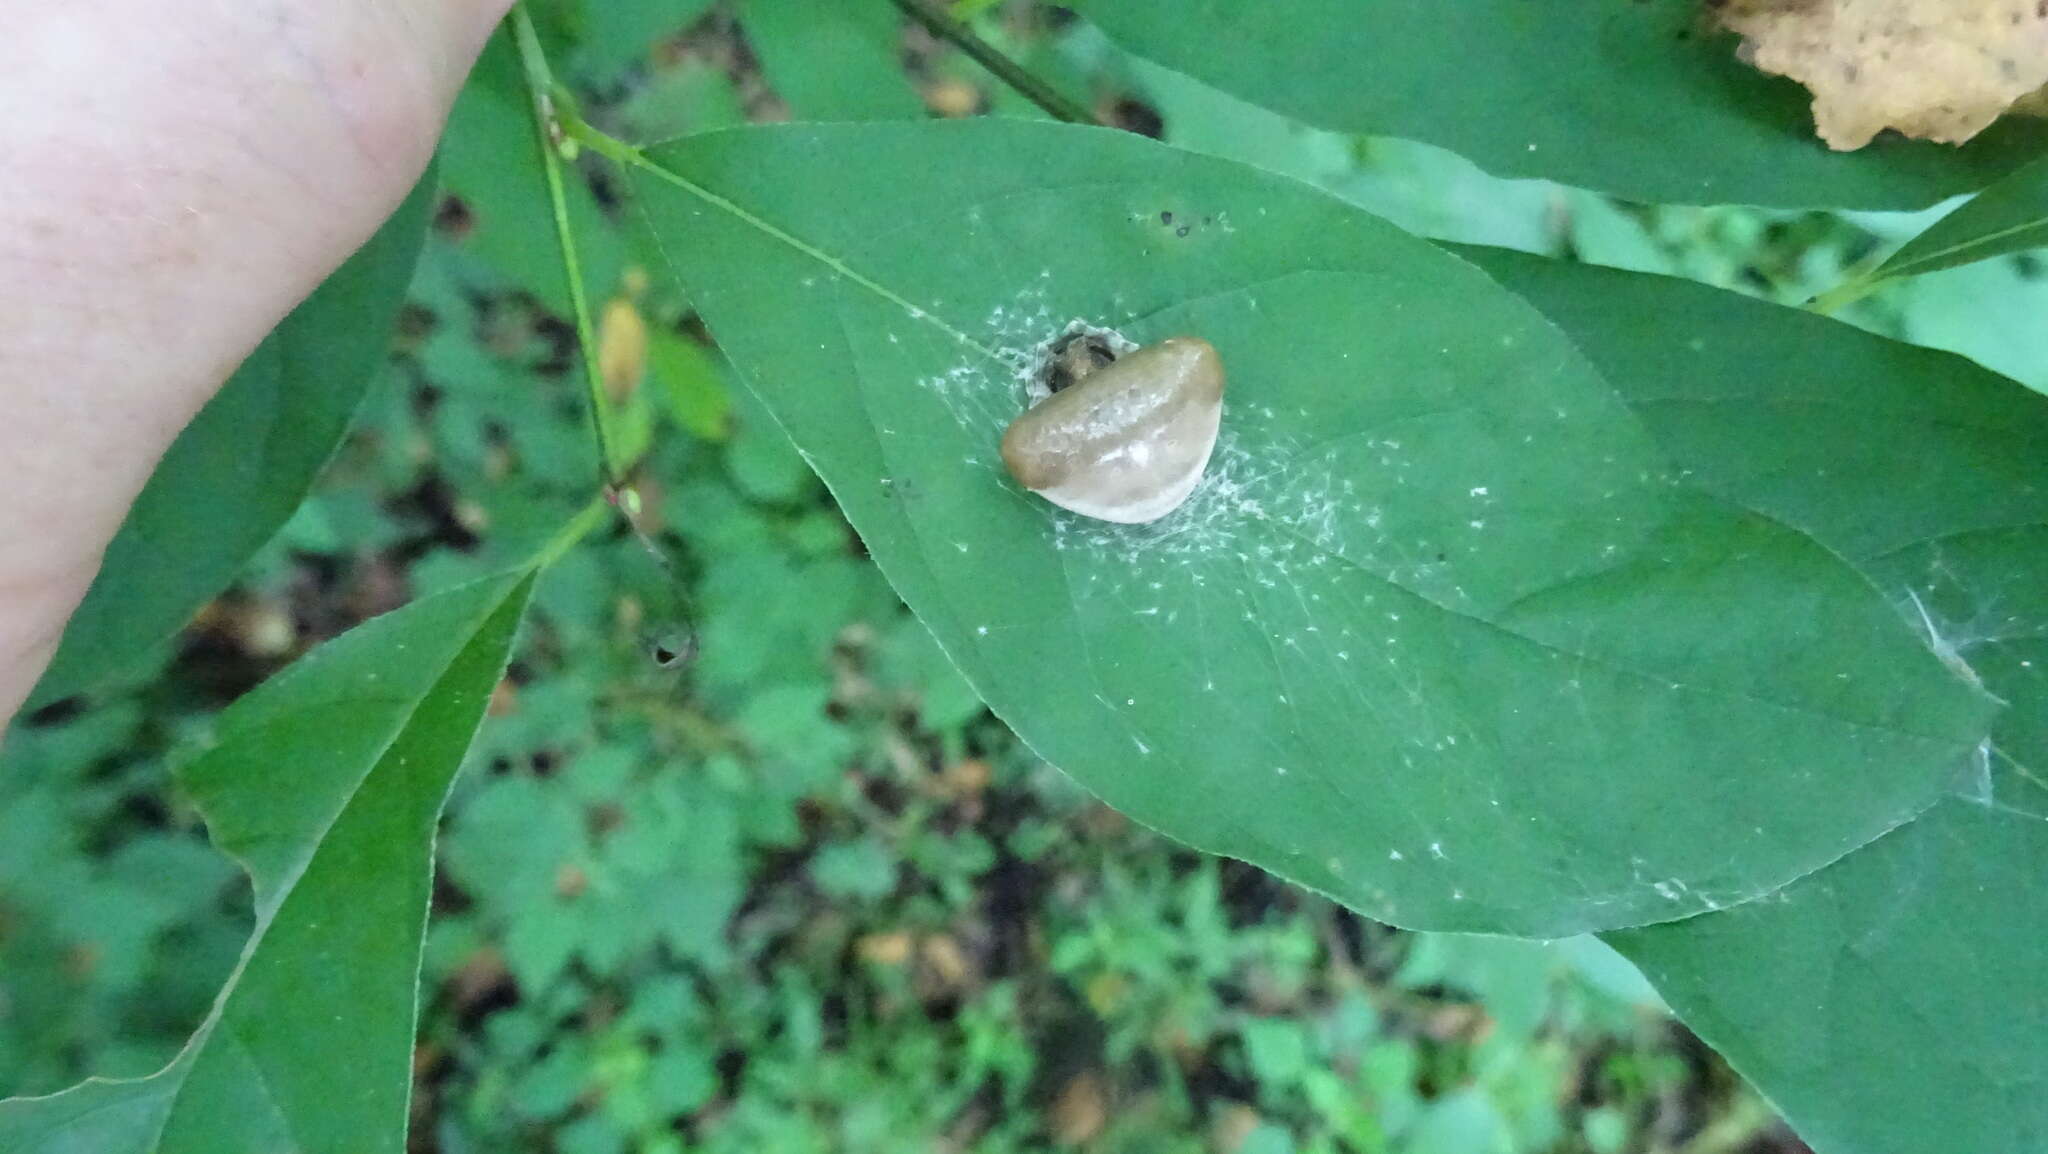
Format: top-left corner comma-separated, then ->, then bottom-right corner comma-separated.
888,0 -> 1099,126
509,3 -> 623,488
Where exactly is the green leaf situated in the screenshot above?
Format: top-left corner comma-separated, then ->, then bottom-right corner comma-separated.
724,389 -> 817,506
646,1044 -> 718,1115
445,776 -> 585,910
1457,250 -> 2048,1154
1406,1091 -> 1514,1154
810,837 -> 899,901
1460,249 -> 2048,780
738,0 -> 925,121
621,120 -> 1989,935
26,171 -> 434,709
1241,1018 -> 1311,1090
1873,150 -> 2048,281
618,61 -> 749,143
1606,800 -> 2048,1154
1065,0 -> 2048,209
649,326 -> 733,440
0,571 -> 538,1152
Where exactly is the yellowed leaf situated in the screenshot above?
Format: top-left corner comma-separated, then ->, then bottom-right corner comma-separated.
856,930 -> 913,966
1715,0 -> 2048,149
918,932 -> 972,989
597,295 -> 649,401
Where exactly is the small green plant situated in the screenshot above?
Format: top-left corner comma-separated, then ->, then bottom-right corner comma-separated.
4,3 -> 2045,1153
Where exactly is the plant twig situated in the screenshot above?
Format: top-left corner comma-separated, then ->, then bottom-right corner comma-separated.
510,4 -> 623,489
1806,241 -> 1900,315
888,0 -> 1100,126
510,5 -> 701,657
531,495 -> 613,569
1807,273 -> 1887,315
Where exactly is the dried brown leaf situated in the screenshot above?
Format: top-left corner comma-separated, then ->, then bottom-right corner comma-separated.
1716,0 -> 2048,149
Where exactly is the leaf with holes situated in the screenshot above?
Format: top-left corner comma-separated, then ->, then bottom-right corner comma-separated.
0,571 -> 536,1153
615,119 -> 1991,935
26,172 -> 434,710
1065,0 -> 2048,209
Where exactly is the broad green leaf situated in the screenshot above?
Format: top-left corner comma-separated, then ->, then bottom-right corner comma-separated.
1458,250 -> 2048,1154
1872,149 -> 2048,281
1606,800 -> 2048,1154
738,0 -> 925,121
1066,0 -> 2048,210
1461,249 -> 2048,777
442,29 -> 628,309
0,571 -> 537,1152
619,120 -> 1989,935
26,172 -> 435,711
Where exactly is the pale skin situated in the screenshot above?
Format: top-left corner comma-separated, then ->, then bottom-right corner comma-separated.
0,0 -> 517,723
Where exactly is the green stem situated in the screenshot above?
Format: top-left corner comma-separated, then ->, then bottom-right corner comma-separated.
889,0 -> 1099,126
1808,273 -> 1888,316
558,114 -> 642,169
1806,242 -> 1901,315
531,496 -> 613,570
510,7 -> 699,648
510,4 -> 623,489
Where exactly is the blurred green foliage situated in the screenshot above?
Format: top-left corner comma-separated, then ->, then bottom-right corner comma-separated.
4,2 -> 2043,1151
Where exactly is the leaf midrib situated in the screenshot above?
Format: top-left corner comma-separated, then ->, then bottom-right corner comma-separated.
1883,215 -> 2048,281
625,144 -> 1000,360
